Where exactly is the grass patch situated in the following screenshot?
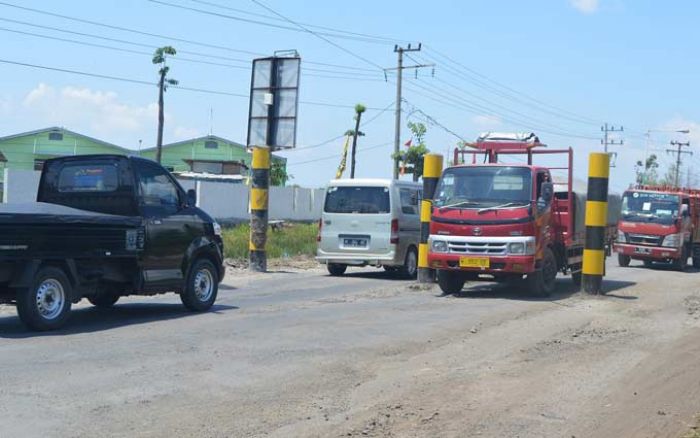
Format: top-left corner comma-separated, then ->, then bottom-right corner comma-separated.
222,222 -> 318,259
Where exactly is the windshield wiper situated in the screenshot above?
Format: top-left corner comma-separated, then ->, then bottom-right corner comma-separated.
477,202 -> 527,214
437,200 -> 480,210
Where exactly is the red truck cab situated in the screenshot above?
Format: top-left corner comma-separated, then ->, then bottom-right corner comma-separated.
428,133 -> 586,296
614,186 -> 700,270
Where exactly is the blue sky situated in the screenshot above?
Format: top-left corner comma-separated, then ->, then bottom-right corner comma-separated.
0,0 -> 698,191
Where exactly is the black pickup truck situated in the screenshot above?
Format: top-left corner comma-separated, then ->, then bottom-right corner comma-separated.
0,155 -> 225,330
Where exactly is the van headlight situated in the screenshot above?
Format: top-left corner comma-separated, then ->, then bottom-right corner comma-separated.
212,221 -> 222,236
662,233 -> 680,247
617,230 -> 626,243
431,240 -> 448,253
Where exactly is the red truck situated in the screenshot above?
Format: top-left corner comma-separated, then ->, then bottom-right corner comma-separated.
614,185 -> 700,270
428,133 -> 617,296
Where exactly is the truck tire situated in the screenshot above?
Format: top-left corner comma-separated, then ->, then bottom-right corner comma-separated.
400,247 -> 418,279
437,270 -> 465,295
526,248 -> 557,297
16,266 -> 72,331
88,290 -> 120,308
327,263 -> 347,276
617,254 -> 631,267
643,260 -> 653,268
693,244 -> 700,269
571,271 -> 582,288
180,259 -> 219,312
673,245 -> 689,271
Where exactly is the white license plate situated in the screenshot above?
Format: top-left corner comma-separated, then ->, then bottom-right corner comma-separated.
634,247 -> 651,254
343,238 -> 367,247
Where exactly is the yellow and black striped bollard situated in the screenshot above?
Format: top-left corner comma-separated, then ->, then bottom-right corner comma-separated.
418,153 -> 443,283
249,146 -> 270,272
582,152 -> 610,294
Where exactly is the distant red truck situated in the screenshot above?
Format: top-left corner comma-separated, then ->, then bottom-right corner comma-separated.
614,186 -> 700,270
428,133 -> 619,297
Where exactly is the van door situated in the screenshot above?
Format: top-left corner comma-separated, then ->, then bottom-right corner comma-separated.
320,185 -> 392,257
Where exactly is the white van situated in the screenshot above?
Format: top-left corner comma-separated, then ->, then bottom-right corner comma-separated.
316,179 -> 422,277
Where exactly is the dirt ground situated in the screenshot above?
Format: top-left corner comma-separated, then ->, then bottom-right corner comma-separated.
1,260 -> 699,437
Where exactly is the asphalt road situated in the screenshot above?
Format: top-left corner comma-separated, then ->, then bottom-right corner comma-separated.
1,261 -> 700,437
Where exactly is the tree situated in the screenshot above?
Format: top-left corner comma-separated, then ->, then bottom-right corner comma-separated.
634,154 -> 659,185
392,121 -> 429,181
152,46 -> 178,164
349,104 -> 366,178
660,162 -> 678,187
270,161 -> 292,186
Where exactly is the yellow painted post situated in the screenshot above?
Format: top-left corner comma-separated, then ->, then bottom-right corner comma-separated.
582,153 -> 610,294
418,153 -> 443,283
249,146 -> 270,272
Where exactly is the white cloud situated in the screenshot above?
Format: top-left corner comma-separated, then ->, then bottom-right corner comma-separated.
471,114 -> 502,129
174,126 -> 201,139
569,0 -> 599,14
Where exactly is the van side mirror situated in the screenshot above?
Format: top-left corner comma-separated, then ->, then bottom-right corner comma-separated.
541,182 -> 554,204
186,188 -> 197,207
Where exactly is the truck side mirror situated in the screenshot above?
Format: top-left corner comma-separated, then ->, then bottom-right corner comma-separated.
541,182 -> 554,204
681,204 -> 690,218
186,189 -> 197,207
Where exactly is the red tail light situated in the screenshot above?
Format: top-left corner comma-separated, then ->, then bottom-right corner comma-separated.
390,219 -> 399,244
316,219 -> 322,242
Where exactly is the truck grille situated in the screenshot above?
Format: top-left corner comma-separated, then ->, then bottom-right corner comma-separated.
627,233 -> 662,246
447,241 -> 508,255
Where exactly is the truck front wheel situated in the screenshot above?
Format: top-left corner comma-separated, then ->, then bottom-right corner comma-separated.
617,254 -> 631,267
526,248 -> 557,297
693,244 -> 700,269
17,266 -> 72,331
673,245 -> 689,271
181,259 -> 219,312
437,270 -> 465,295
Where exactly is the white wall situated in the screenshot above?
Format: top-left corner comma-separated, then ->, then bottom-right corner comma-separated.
2,169 -> 323,222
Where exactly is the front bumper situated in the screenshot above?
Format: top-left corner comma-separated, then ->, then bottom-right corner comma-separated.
427,253 -> 536,273
613,243 -> 680,260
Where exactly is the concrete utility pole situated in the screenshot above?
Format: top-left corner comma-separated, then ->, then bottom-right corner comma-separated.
601,123 -> 623,167
668,140 -> 692,188
388,43 -> 432,179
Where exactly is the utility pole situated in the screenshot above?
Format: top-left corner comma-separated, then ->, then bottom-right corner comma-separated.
387,43 -> 432,179
601,123 -> 623,167
667,140 -> 692,187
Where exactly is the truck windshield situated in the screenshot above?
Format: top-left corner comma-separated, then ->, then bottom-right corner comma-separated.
324,186 -> 390,214
621,191 -> 680,224
433,166 -> 532,209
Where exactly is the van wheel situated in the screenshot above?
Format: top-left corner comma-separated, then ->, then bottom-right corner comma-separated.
618,254 -> 631,267
437,270 -> 465,295
327,264 -> 347,276
88,290 -> 120,308
526,248 -> 557,297
17,266 -> 72,331
400,247 -> 418,279
181,259 -> 219,312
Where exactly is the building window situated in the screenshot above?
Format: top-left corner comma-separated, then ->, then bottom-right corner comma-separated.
204,140 -> 218,149
48,132 -> 63,141
192,161 -> 223,174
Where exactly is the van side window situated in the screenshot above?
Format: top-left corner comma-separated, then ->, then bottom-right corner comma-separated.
400,188 -> 419,215
133,161 -> 180,208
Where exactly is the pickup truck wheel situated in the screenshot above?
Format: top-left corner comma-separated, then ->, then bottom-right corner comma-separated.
181,259 -> 219,312
17,267 -> 72,331
437,270 -> 465,295
88,291 -> 120,308
327,263 -> 347,276
400,247 -> 418,279
617,254 -> 631,267
526,248 -> 557,297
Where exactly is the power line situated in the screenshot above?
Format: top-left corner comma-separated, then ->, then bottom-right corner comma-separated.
288,141 -> 393,166
402,98 -> 466,143
0,57 -> 390,110
248,0 -> 385,71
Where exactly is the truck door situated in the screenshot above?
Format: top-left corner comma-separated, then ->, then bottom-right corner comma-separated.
132,159 -> 195,286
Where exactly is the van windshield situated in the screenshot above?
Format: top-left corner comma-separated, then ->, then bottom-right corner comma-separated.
324,186 -> 390,214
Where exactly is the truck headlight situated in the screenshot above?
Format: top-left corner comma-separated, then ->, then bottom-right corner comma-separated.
662,233 -> 680,248
508,242 -> 525,254
431,240 -> 448,253
213,221 -> 222,236
617,230 -> 626,243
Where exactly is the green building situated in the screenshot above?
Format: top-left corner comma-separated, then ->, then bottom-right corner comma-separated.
0,127 -> 288,199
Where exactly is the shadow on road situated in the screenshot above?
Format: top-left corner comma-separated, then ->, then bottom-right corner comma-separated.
0,302 -> 239,338
339,270 -> 412,282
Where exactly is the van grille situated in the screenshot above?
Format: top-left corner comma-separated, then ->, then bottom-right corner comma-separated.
447,241 -> 508,255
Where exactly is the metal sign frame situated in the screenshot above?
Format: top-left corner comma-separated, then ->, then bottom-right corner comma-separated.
246,54 -> 301,151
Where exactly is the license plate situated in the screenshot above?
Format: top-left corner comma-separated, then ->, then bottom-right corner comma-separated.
343,238 -> 367,247
459,256 -> 490,269
634,247 -> 651,254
